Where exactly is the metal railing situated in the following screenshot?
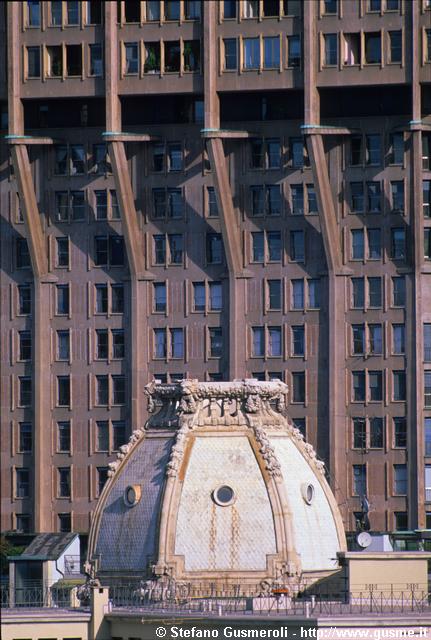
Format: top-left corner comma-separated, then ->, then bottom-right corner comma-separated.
1,580 -> 86,609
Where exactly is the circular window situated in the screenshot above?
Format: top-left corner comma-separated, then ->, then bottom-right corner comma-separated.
301,483 -> 315,505
124,484 -> 141,507
212,485 -> 235,507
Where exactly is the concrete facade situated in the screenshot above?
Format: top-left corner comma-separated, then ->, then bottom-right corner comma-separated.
0,0 -> 431,537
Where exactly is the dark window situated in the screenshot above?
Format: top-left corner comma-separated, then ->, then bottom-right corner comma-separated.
125,0 -> 140,21
16,515 -> 31,533
96,375 -> 109,405
353,465 -> 366,496
183,40 -> 200,72
353,418 -> 366,449
424,324 -> 431,362
206,234 -> 222,264
168,234 -> 183,264
208,187 -> 218,217
423,180 -> 430,218
243,38 -> 260,69
252,232 -> 264,262
97,467 -> 109,496
351,229 -> 364,260
394,512 -> 408,531
393,324 -> 405,354
364,33 -> 381,64
58,421 -> 71,452
87,0 -> 102,24
209,328 -> 223,357
112,376 -> 125,404
268,231 -> 281,261
223,38 -> 237,70
268,327 -> 282,357
168,143 -> 182,171
95,284 -> 108,313
93,144 -> 110,173
425,371 -> 431,407
292,279 -> 304,309
111,284 -> 124,313
96,329 -> 108,359
392,276 -> 405,306
27,47 -> 41,77
154,329 -> 167,358
425,418 -> 431,456
324,34 -> 338,66
95,237 -> 108,265
57,376 -> 70,406
287,36 -> 301,68
369,324 -> 382,354
19,331 -> 32,361
110,236 -> 124,265
290,230 -> 305,262
368,277 -> 382,308
391,228 -> 406,259
164,41 -> 181,72
367,182 -> 381,212
184,0 -> 201,19
168,189 -> 183,218
96,421 -> 109,451
352,371 -> 365,401
125,43 -> 139,74
369,371 -> 383,401
393,370 -> 406,401
370,417 -> 384,448
223,1 -> 237,18
252,327 -> 264,357
165,1 -> 180,20
268,280 -> 281,310
58,467 -> 71,497
425,229 -> 431,260
292,185 -> 304,215
264,37 -> 280,68
47,45 -> 63,77
57,285 -> 70,315
394,464 -> 407,495
391,181 -> 404,212
27,1 -> 41,26
19,423 -> 32,453
154,283 -> 167,312
16,238 -> 30,269
290,138 -> 305,167
66,0 -> 80,24
66,45 -> 82,77
367,228 -> 381,259
350,136 -> 362,165
292,372 -> 305,403
112,330 -> 125,358
390,133 -> 404,164
284,0 -> 301,14
144,42 -> 161,73
352,324 -> 365,354
18,285 -> 31,315
90,43 -> 103,76
308,279 -> 320,308
113,420 -> 126,450
394,417 -> 406,448
209,282 -> 222,310
324,0 -> 337,12
193,282 -> 205,311
307,185 -> 318,214
51,1 -> 63,25
292,326 -> 305,356
56,237 -> 69,267
389,31 -> 402,63
170,328 -> 184,358
16,468 -> 30,498
263,0 -> 279,16
58,513 -> 71,532
352,278 -> 364,308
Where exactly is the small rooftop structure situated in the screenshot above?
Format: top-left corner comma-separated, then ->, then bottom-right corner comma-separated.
10,533 -> 78,562
88,380 -> 347,595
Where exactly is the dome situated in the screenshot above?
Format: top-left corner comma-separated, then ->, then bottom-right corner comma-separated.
87,380 -> 346,592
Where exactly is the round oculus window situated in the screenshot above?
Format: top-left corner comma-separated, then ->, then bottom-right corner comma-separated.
212,485 -> 235,507
301,483 -> 315,505
124,484 -> 141,507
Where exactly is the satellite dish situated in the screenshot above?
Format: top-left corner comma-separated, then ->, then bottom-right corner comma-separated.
357,531 -> 372,548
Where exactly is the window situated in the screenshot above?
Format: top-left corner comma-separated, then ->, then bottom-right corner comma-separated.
57,330 -> 70,360
58,468 -> 71,498
205,187 -> 218,217
94,236 -> 124,267
307,185 -> 318,214
57,376 -> 70,406
368,277 -> 382,308
154,329 -> 167,358
353,465 -> 366,496
95,284 -> 108,314
426,467 -> 431,503
16,515 -> 31,533
51,0 -> 63,24
112,330 -> 125,359
290,230 -> 305,262
425,229 -> 431,260
364,33 -> 381,64
209,328 -> 223,357
113,421 -> 126,450
369,371 -> 383,401
89,43 -> 103,76
267,280 -> 281,310
209,282 -> 222,310
323,0 -> 337,13
287,36 -> 301,68
369,324 -> 382,354
350,136 -> 362,166
290,138 -> 306,167
350,182 -> 364,212
292,417 -> 306,437
183,40 -> 200,71
370,417 -> 384,448
244,0 -> 259,17
18,285 -> 31,315
92,144 -> 111,174
56,237 -> 69,268
292,279 -> 304,309
27,1 -> 41,26
154,283 -> 167,312
185,0 -> 201,19
308,279 -> 320,308
393,370 -> 406,401
324,34 -> 338,66
16,238 -> 30,269
264,37 -> 280,68
392,324 -> 405,354
392,276 -> 405,306
96,329 -> 108,359
112,376 -> 125,404
367,182 -> 381,212
251,185 -> 281,216
47,45 -> 63,77
16,469 -> 30,498
353,418 -> 366,448
292,326 -> 305,356
144,41 -> 161,73
368,0 -> 381,10
167,143 -> 183,171
170,329 -> 184,358
389,31 -> 402,63
424,181 -> 430,219
343,33 -> 360,65
27,47 -> 41,77
243,38 -> 260,69
87,0 -> 102,24
19,423 -> 32,453
193,282 -> 205,312
268,327 -> 282,357
423,135 -> 431,171
425,418 -> 431,456
391,181 -> 405,212
111,284 -> 124,313
125,42 -> 139,74
292,372 -> 305,403
206,233 -> 222,264
57,421 -> 71,452
268,231 -> 281,262
386,0 -> 399,7
164,41 -> 181,72
351,229 -> 364,260
366,135 -> 381,165
389,132 -> 404,165
393,464 -> 407,495
223,38 -> 237,70
164,0 -> 180,19
56,285 -> 70,315
352,325 -> 365,355
367,228 -> 381,259
352,371 -> 366,401
291,185 -> 304,215
252,327 -> 265,357
352,278 -> 365,308
58,513 -> 71,532
424,324 -> 431,362
425,371 -> 431,407
96,420 -> 109,451
66,44 -> 82,76
96,375 -> 109,405
391,227 -> 406,259
223,0 -> 237,18
97,467 -> 108,497
250,139 -> 281,169
55,191 -> 86,222
66,0 -> 80,24
426,29 -> 431,62
394,417 -> 406,448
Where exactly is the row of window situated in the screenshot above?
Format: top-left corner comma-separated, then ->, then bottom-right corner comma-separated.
13,275 -> 411,319
26,43 -> 103,79
15,375 -> 126,408
352,463 -> 410,498
14,465 -> 109,500
322,30 -> 403,67
14,322 -> 431,364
